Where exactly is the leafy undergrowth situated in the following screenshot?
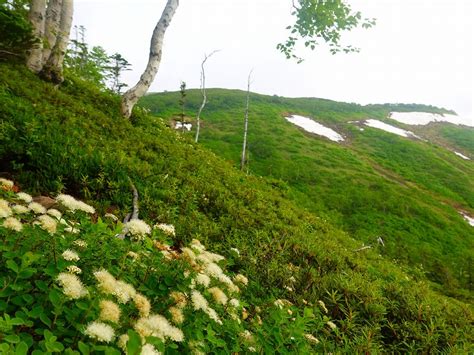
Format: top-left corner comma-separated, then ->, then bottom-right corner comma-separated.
1,185 -> 326,353
1,63 -> 473,352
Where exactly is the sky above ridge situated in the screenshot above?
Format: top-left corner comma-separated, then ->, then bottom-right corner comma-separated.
74,0 -> 473,125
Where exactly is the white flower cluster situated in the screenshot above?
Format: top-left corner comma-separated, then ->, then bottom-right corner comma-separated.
16,192 -> 32,203
0,178 -> 14,189
134,314 -> 184,342
0,199 -> 12,218
84,321 -> 115,343
124,219 -> 151,240
3,217 -> 23,232
56,194 -> 95,214
56,272 -> 88,299
62,249 -> 80,262
154,223 -> 176,236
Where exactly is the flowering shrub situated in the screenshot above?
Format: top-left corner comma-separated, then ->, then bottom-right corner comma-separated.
0,186 -> 324,353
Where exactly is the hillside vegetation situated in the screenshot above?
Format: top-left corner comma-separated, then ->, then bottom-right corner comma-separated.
1,63 -> 473,353
141,89 -> 474,301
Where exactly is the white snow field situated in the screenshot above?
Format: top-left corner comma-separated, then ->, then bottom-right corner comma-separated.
363,119 -> 420,139
389,112 -> 473,127
285,115 -> 344,142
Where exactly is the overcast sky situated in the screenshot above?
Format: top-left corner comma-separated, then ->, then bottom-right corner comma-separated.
74,0 -> 473,125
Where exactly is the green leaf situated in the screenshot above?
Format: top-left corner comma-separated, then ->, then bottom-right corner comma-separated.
14,341 -> 29,355
4,334 -> 20,343
49,289 -> 61,305
40,313 -> 52,328
126,330 -> 142,355
78,341 -> 90,355
6,260 -> 19,273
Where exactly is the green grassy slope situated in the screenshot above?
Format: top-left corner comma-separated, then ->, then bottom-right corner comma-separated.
1,63 -> 473,352
140,89 -> 474,299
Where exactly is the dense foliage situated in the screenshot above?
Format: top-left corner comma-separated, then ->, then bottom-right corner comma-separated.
0,5 -> 35,61
1,63 -> 473,352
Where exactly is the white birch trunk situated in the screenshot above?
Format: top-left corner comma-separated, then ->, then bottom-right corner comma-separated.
121,0 -> 179,118
26,0 -> 47,73
40,0 -> 74,83
240,70 -> 252,171
195,50 -> 219,143
42,0 -> 63,66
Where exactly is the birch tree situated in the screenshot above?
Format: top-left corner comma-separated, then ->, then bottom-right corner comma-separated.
121,0 -> 179,118
41,0 -> 62,65
26,0 -> 74,82
195,50 -> 219,143
240,70 -> 252,172
40,0 -> 73,83
25,0 -> 46,72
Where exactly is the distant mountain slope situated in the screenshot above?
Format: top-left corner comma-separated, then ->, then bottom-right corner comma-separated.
141,89 -> 474,299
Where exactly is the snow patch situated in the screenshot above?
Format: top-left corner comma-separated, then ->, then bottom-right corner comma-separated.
460,212 -> 474,227
390,112 -> 473,127
175,122 -> 192,131
285,115 -> 344,142
363,119 -> 420,139
454,151 -> 470,160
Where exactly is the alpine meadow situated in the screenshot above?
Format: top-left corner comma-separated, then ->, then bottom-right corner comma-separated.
0,0 -> 473,354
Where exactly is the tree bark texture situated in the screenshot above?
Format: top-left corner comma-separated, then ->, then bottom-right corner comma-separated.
26,0 -> 47,72
40,0 -> 74,84
121,0 -> 179,118
42,0 -> 63,66
240,71 -> 252,171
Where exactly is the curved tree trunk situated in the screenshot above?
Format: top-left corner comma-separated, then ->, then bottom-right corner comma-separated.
121,0 -> 179,118
26,0 -> 47,73
40,0 -> 74,84
42,0 -> 63,66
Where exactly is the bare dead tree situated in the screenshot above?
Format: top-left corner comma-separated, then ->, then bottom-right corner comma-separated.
195,50 -> 219,143
240,69 -> 253,171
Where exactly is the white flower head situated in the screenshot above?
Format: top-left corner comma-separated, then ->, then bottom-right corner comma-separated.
73,239 -> 88,248
191,290 -> 208,311
99,300 -> 121,323
124,219 -> 151,240
56,272 -> 88,299
28,202 -> 46,214
0,178 -> 14,189
208,287 -> 228,305
16,192 -> 32,203
234,274 -> 249,286
141,344 -> 161,355
12,204 -> 29,214
66,265 -> 82,274
84,321 -> 115,343
36,214 -> 57,234
56,194 -> 95,214
47,208 -> 62,219
154,223 -> 175,236
104,213 -> 118,221
304,333 -> 320,344
3,217 -> 23,232
195,273 -> 211,287
62,249 -> 80,262
0,199 -> 12,218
